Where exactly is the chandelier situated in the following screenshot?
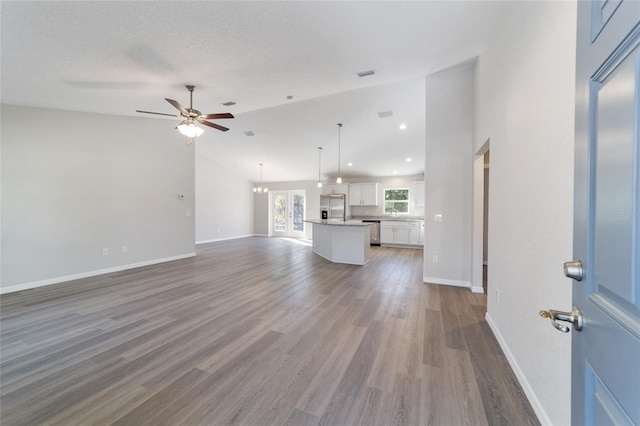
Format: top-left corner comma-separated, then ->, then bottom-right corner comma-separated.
253,163 -> 269,193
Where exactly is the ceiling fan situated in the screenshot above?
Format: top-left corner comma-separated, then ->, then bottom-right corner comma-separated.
136,85 -> 234,140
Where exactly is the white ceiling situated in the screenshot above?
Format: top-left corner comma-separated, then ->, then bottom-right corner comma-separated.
1,1 -> 506,183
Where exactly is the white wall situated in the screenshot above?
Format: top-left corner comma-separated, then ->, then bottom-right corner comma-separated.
195,153 -> 254,243
474,2 -> 576,425
423,66 -> 474,289
1,105 -> 196,292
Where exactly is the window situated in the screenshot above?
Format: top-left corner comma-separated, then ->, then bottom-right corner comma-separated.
384,188 -> 409,214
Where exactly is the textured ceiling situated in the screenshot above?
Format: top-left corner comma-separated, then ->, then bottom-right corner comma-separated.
1,1 -> 506,183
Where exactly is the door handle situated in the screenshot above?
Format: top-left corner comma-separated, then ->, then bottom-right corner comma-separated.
539,307 -> 583,332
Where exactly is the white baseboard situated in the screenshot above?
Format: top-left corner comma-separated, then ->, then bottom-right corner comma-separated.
485,313 -> 549,426
196,234 -> 254,244
423,276 -> 471,289
470,285 -> 485,294
0,253 -> 196,295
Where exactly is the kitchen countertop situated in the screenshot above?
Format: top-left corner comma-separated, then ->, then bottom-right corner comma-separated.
304,219 -> 373,227
351,216 -> 425,222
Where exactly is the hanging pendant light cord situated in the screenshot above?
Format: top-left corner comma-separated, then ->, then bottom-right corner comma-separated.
337,123 -> 342,182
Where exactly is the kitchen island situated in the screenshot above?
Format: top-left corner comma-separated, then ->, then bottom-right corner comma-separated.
305,219 -> 372,265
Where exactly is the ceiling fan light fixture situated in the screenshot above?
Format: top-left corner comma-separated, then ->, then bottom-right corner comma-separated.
177,120 -> 204,138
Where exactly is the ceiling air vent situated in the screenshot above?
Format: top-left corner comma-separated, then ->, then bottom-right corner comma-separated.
221,101 -> 236,107
244,131 -> 255,137
377,110 -> 393,118
357,69 -> 376,78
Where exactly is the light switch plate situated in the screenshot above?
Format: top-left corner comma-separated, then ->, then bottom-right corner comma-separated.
434,214 -> 443,222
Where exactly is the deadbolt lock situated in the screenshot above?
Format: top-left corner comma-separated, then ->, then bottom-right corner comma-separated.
563,260 -> 584,281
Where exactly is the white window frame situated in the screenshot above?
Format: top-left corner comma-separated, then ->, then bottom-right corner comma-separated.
383,187 -> 410,215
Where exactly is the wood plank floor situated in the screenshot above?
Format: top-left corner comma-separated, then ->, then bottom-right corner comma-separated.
0,237 -> 538,425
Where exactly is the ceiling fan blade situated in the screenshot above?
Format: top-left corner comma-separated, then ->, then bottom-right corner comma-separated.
200,113 -> 234,120
197,118 -> 229,132
165,98 -> 189,115
136,110 -> 178,117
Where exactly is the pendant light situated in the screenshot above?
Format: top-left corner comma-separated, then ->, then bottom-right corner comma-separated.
317,147 -> 323,188
336,123 -> 343,184
253,163 -> 269,193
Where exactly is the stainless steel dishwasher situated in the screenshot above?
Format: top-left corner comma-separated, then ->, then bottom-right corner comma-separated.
361,219 -> 381,246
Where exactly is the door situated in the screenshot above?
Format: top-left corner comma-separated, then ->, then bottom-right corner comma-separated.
572,2 -> 640,424
271,190 -> 306,238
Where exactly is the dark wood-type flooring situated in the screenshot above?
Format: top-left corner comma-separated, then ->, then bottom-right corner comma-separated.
0,237 -> 538,425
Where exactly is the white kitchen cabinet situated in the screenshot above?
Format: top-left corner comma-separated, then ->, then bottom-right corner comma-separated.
349,183 -> 378,206
321,184 -> 349,195
408,221 -> 421,245
381,220 -> 424,246
381,221 -> 409,245
380,225 -> 396,245
413,181 -> 425,207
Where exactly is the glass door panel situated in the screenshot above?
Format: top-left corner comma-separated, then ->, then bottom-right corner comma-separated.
271,190 -> 306,238
290,191 -> 306,238
272,192 -> 287,236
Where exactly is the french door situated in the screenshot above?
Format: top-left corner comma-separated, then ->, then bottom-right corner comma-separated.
271,190 -> 306,238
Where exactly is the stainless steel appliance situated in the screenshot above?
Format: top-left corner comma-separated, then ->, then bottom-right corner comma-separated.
320,193 -> 346,221
362,219 -> 380,246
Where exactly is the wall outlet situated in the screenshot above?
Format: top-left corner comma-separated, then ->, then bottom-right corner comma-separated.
102,248 -> 109,256
432,255 -> 439,263
186,210 -> 192,217
122,246 -> 127,253
434,214 -> 443,222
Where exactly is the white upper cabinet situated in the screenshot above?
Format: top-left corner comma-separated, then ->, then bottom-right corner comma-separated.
413,181 -> 425,207
349,183 -> 379,206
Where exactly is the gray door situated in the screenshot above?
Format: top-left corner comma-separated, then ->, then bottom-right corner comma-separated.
573,1 -> 640,424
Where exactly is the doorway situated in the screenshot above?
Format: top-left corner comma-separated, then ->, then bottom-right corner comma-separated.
483,151 -> 490,293
471,139 -> 490,294
270,190 -> 306,238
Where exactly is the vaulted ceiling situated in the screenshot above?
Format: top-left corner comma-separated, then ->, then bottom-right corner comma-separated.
1,1 -> 506,183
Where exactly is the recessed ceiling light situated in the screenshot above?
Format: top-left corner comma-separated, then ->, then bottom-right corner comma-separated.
348,162 -> 353,167
287,95 -> 294,100
399,123 -> 407,130
356,69 -> 376,78
221,101 -> 236,107
378,110 -> 393,118
244,131 -> 255,137
406,157 -> 412,162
